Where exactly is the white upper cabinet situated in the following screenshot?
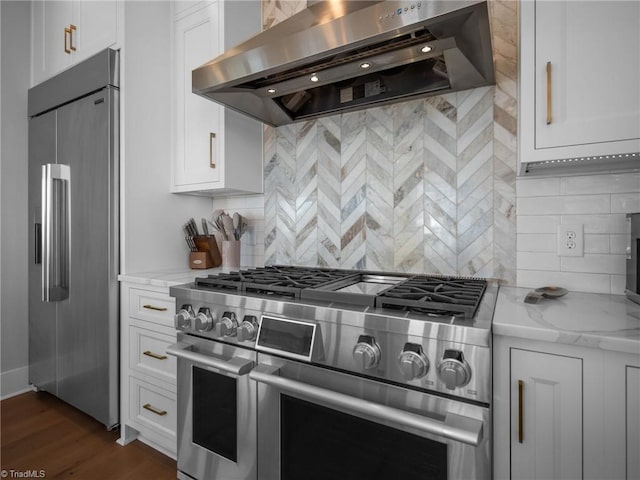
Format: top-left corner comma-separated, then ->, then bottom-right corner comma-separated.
31,1 -> 121,87
519,0 -> 640,173
173,2 -> 222,189
171,1 -> 263,196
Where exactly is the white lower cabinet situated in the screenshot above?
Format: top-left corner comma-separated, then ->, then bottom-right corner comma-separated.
510,349 -> 582,480
119,282 -> 177,458
494,336 -> 640,480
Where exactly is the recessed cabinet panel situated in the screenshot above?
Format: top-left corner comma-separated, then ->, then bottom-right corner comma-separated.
73,1 -> 119,64
510,348 -> 582,480
173,3 -> 222,187
36,1 -> 74,85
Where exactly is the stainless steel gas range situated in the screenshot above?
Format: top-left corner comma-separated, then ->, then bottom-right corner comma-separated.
168,266 -> 499,480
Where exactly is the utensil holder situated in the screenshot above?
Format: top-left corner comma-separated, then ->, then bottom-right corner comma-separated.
222,240 -> 241,268
189,235 -> 222,269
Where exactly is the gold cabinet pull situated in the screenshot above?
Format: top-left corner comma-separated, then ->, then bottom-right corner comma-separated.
143,350 -> 168,360
143,403 -> 167,416
546,61 -> 552,125
210,133 -> 216,168
69,24 -> 77,52
64,27 -> 71,54
518,379 -> 524,443
143,304 -> 168,312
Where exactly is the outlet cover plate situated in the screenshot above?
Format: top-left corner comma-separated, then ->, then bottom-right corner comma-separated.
557,224 -> 584,257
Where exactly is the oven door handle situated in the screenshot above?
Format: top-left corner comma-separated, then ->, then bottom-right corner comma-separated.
166,342 -> 254,376
250,364 -> 483,446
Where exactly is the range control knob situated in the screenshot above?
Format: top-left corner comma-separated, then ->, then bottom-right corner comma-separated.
437,349 -> 472,390
353,335 -> 381,370
215,311 -> 238,337
397,343 -> 429,380
174,304 -> 194,330
237,315 -> 258,342
194,307 -> 216,332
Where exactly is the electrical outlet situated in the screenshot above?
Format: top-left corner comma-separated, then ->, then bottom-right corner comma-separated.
557,224 -> 584,257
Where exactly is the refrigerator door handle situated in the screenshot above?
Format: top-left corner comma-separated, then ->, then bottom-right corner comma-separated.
42,164 -> 70,302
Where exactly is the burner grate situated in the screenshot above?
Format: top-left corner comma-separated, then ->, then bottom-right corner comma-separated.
195,266 -> 357,298
194,272 -> 244,292
375,276 -> 487,319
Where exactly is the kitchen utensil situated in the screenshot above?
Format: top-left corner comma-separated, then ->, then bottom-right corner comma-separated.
188,217 -> 199,236
201,218 -> 209,236
210,211 -> 228,240
534,286 -> 568,298
222,214 -> 236,241
233,212 -> 240,239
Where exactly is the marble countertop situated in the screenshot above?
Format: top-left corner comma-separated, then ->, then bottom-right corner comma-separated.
118,267 -> 241,289
494,286 -> 640,354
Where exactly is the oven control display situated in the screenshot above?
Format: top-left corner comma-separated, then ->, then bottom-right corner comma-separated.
256,316 -> 317,361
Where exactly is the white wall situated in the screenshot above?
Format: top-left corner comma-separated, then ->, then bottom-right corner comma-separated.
122,1 -> 212,273
0,1 -> 31,398
516,171 -> 640,294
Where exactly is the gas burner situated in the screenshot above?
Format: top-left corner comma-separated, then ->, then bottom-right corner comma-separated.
376,276 -> 487,319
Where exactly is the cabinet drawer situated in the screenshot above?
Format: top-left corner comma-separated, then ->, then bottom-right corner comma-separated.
129,287 -> 175,327
129,326 -> 176,385
128,376 -> 176,441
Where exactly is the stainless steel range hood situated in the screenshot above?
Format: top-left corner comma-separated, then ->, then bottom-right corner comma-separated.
193,0 -> 495,127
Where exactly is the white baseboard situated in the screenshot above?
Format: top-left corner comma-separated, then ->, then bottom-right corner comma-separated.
0,365 -> 30,400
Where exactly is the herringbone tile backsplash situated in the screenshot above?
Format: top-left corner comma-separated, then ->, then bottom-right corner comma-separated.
262,0 -> 517,282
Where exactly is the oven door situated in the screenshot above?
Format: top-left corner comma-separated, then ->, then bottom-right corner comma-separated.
168,336 -> 257,480
251,354 -> 490,480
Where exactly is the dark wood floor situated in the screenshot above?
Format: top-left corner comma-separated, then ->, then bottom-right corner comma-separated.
1,391 -> 177,479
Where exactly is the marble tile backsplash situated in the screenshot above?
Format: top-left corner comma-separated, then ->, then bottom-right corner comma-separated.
260,0 -> 519,283
516,172 -> 640,294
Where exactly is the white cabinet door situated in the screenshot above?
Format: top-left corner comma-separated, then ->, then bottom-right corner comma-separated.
73,0 -> 119,64
520,0 -> 640,167
511,348 -> 582,480
31,1 -> 74,86
173,2 -> 222,188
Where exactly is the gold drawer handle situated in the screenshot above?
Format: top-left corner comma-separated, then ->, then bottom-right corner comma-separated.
69,24 -> 77,52
143,403 -> 167,416
210,132 -> 216,169
143,304 -> 168,312
143,350 -> 167,360
64,27 -> 71,54
518,379 -> 524,443
546,61 -> 552,125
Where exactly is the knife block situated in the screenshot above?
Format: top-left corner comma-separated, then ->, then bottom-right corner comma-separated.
189,235 -> 222,269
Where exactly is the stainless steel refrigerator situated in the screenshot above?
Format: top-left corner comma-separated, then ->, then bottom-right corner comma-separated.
28,49 -> 119,429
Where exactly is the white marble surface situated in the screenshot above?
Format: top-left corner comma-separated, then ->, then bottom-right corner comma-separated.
118,266 -> 244,289
494,286 -> 640,354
